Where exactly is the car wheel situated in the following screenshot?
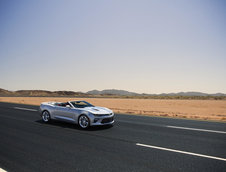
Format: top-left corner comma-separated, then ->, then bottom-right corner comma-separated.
42,111 -> 51,123
78,115 -> 90,129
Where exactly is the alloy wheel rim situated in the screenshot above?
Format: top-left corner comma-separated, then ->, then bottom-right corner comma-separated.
79,116 -> 89,128
42,111 -> 49,122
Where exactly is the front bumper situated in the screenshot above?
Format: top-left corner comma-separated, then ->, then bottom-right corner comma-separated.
90,115 -> 114,126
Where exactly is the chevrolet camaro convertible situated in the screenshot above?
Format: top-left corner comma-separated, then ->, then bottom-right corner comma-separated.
39,101 -> 114,129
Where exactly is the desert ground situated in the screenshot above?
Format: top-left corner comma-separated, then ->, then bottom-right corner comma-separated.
0,97 -> 226,122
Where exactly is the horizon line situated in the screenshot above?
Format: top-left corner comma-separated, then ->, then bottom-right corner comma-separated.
1,88 -> 226,95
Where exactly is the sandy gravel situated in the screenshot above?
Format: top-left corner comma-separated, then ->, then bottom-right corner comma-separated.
0,97 -> 226,122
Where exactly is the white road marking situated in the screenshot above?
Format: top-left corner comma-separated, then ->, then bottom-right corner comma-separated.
0,168 -> 7,172
167,125 -> 226,134
136,143 -> 226,162
118,120 -> 226,134
14,107 -> 37,112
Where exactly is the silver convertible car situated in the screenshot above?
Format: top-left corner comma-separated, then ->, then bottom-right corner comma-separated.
39,101 -> 114,129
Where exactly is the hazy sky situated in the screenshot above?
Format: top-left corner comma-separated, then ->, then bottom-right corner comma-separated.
0,0 -> 226,94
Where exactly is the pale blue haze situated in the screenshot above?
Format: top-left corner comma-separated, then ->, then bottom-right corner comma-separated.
0,0 -> 225,93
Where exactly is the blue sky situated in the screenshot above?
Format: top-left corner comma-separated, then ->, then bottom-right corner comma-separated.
0,0 -> 226,93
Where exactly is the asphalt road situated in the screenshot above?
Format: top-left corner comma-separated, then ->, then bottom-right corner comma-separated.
0,102 -> 226,172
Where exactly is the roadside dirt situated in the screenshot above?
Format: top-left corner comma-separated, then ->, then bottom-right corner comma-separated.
0,97 -> 226,122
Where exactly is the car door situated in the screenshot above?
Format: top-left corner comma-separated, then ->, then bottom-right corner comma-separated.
54,105 -> 75,122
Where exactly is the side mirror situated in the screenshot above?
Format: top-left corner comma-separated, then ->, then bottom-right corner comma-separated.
66,105 -> 71,108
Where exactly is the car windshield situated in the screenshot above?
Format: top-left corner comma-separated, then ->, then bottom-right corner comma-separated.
70,101 -> 94,108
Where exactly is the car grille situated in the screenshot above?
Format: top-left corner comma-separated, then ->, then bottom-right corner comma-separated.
101,117 -> 114,124
97,114 -> 111,116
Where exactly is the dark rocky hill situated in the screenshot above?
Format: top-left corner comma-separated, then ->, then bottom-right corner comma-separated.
0,88 -> 225,97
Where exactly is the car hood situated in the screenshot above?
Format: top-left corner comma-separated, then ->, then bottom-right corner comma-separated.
83,106 -> 112,114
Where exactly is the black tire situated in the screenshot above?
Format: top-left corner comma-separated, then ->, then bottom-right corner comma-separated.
42,111 -> 51,123
78,115 -> 90,129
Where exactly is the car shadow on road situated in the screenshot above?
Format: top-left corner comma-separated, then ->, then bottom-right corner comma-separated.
35,120 -> 114,131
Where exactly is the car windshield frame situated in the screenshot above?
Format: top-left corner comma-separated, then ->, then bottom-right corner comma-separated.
70,101 -> 94,108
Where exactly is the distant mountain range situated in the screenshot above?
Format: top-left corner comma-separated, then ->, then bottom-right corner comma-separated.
87,89 -> 139,96
87,89 -> 226,97
0,88 -> 225,97
0,88 -> 87,97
